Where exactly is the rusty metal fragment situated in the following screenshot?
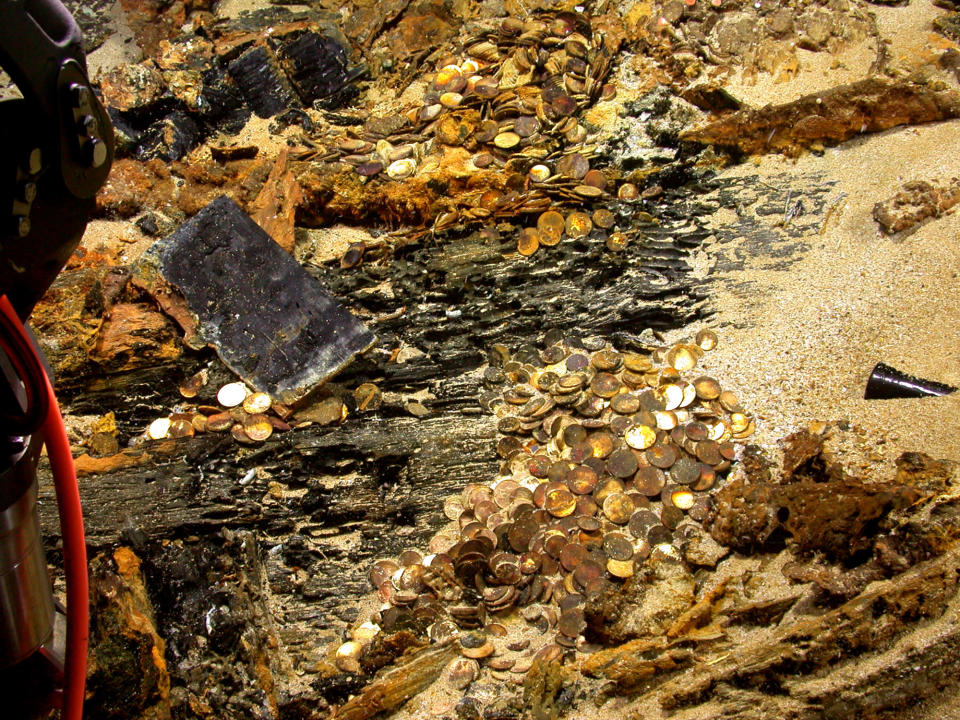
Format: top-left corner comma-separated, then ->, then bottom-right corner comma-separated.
335,640 -> 456,720
872,177 -> 960,234
681,79 -> 960,156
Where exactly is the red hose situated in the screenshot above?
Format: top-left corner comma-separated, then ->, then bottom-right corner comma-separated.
42,362 -> 88,720
0,296 -> 87,720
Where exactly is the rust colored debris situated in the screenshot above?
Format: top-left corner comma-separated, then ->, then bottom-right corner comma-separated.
680,78 -> 960,156
873,176 -> 960,234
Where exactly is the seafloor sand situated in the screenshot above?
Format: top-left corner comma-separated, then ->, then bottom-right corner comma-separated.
680,117 -> 960,473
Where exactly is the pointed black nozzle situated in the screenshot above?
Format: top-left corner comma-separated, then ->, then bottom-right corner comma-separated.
864,362 -> 957,400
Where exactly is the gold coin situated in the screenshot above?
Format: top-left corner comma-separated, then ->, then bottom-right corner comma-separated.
206,412 -> 233,432
624,423 -> 656,450
607,449 -> 639,479
719,390 -> 743,413
654,410 -> 678,430
695,329 -> 718,351
691,464 -> 716,492
633,465 -> 667,497
217,382 -> 248,408
623,353 -> 653,373
545,487 -> 577,517
602,492 -> 635,524
592,208 -> 615,229
474,119 -> 500,143
586,431 -> 615,459
646,444 -> 678,469
656,383 -> 684,411
590,350 -> 620,371
610,392 -> 640,415
231,424 -> 254,444
583,169 -> 607,189
566,465 -> 599,494
665,344 -> 699,371
178,370 -> 207,399
730,413 -> 750,433
560,542 -> 589,572
574,184 -> 603,198
243,391 -> 272,414
594,477 -> 625,504
602,532 -> 634,561
147,417 -> 171,440
671,488 -> 695,510
494,131 -> 521,149
244,415 -> 273,442
517,228 -> 540,256
606,558 -> 635,578
606,232 -> 628,252
528,165 -> 551,183
514,115 -> 540,137
696,439 -> 722,465
537,210 -> 565,245
733,419 -> 756,439
169,415 -> 194,439
670,456 -> 700,485
618,183 -> 639,200
564,211 -> 592,238
693,376 -> 721,401
555,152 -> 589,179
590,372 -> 620,398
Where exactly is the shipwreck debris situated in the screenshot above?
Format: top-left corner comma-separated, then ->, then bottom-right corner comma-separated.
680,78 -> 960,156
872,176 -> 960,235
864,362 -> 958,400
142,196 -> 375,405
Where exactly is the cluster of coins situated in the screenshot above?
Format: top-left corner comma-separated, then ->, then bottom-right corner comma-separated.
356,330 -> 752,677
308,11 -> 652,260
516,206 -> 630,256
144,374 -> 295,445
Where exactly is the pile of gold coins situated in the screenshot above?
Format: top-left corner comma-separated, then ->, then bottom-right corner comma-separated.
348,330 -> 752,677
314,11 -> 643,257
143,372 -> 297,445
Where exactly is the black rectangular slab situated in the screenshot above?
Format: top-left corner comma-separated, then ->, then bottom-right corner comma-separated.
154,196 -> 374,404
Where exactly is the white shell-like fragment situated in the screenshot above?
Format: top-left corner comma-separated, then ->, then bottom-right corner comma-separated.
335,640 -> 363,672
353,622 -> 381,642
148,417 -> 171,440
217,382 -> 248,408
652,543 -> 682,561
387,158 -> 417,180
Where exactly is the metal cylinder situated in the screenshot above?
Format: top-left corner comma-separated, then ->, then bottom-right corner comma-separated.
0,458 -> 54,669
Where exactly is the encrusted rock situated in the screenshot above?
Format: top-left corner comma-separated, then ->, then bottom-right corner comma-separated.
584,551 -> 695,643
872,177 -> 960,234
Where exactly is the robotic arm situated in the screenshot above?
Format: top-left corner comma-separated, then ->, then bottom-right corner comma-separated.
0,0 -> 114,717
